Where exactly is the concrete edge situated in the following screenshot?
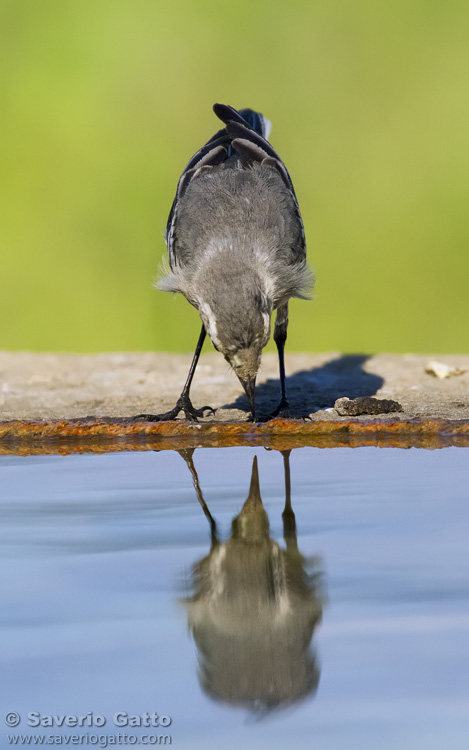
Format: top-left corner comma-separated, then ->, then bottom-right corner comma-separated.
1,417 -> 469,454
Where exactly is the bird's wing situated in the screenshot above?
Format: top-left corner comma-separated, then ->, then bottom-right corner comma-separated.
165,131 -> 229,268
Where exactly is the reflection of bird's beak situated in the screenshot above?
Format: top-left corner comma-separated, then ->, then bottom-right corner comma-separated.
239,375 -> 256,421
237,456 -> 269,540
246,455 -> 262,506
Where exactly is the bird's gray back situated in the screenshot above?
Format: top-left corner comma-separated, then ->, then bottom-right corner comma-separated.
159,104 -> 312,312
172,162 -> 305,288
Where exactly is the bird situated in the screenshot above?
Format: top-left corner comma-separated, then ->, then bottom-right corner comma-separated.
137,103 -> 312,422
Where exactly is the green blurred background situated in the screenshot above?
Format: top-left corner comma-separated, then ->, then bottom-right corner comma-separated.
1,0 -> 468,354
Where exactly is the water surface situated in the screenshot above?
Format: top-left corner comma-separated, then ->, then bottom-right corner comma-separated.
1,447 -> 468,749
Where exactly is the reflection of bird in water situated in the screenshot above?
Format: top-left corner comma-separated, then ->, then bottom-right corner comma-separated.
180,450 -> 324,713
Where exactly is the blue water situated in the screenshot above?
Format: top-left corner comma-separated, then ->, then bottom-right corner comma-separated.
1,447 -> 468,749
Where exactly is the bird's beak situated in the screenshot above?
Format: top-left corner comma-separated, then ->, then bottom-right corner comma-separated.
239,374 -> 256,421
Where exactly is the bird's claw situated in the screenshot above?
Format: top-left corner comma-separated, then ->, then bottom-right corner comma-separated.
133,398 -> 216,423
267,399 -> 291,420
245,412 -> 257,422
185,404 -> 216,420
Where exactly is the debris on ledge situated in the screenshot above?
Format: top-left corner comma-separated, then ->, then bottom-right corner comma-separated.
425,361 -> 467,379
334,396 -> 403,416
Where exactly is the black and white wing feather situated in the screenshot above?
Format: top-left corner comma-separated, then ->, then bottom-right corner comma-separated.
165,130 -> 229,269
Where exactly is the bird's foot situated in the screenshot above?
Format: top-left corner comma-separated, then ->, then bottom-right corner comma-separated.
263,401 -> 313,422
133,396 -> 216,423
264,398 -> 291,421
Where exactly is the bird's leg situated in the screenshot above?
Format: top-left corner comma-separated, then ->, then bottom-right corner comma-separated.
269,304 -> 291,419
134,325 -> 216,422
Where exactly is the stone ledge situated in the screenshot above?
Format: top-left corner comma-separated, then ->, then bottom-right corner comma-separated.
1,352 -> 468,451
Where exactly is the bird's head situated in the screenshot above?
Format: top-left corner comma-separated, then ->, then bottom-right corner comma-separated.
198,296 -> 271,420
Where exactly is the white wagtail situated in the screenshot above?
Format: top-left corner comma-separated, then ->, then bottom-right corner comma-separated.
137,103 -> 312,422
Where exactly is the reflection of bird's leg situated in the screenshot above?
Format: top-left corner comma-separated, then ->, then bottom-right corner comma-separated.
281,449 -> 298,551
178,448 -> 218,545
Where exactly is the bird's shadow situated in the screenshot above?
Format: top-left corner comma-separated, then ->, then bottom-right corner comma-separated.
223,354 -> 384,418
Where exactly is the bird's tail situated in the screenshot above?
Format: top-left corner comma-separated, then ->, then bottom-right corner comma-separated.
213,103 -> 272,141
238,108 -> 272,141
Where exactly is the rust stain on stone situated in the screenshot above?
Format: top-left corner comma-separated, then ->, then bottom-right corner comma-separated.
0,417 -> 468,454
